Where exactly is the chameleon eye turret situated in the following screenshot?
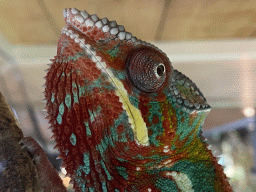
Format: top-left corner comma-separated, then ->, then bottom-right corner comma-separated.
45,8 -> 232,192
127,48 -> 168,93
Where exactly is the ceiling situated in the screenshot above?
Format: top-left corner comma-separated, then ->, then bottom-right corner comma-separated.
0,0 -> 255,45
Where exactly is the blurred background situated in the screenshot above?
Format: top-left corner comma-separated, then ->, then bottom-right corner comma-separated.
0,0 -> 255,191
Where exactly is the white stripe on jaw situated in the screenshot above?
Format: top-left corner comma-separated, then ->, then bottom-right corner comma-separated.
166,171 -> 194,192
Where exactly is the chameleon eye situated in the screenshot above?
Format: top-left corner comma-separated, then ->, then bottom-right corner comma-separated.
127,49 -> 166,93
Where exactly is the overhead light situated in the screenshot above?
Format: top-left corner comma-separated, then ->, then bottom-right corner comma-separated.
243,107 -> 255,117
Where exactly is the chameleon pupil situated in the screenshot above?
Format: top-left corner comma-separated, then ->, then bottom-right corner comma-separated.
157,64 -> 165,76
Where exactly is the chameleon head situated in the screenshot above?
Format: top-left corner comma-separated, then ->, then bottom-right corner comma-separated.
45,8 -> 215,191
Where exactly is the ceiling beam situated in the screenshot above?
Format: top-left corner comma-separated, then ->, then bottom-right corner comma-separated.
154,0 -> 172,41
2,37 -> 255,65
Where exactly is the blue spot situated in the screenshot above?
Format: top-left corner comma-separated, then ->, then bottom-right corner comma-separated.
89,187 -> 95,192
72,82 -> 79,103
73,92 -> 79,103
110,126 -> 118,141
97,139 -> 108,157
115,166 -> 128,180
84,121 -> 91,136
59,102 -> 65,115
120,132 -> 127,142
75,176 -> 86,192
116,71 -> 125,80
57,114 -> 62,124
70,133 -> 77,145
78,85 -> 86,97
51,93 -> 55,103
88,110 -> 95,122
115,189 -> 120,192
65,94 -> 71,109
82,153 -> 90,174
101,182 -> 107,192
101,160 -> 112,180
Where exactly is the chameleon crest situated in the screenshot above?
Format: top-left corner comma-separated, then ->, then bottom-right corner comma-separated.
45,8 -> 232,192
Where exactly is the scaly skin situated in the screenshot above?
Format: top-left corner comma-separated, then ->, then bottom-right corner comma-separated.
45,8 -> 232,192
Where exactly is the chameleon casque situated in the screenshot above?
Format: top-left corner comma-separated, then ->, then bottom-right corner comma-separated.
42,8 -> 232,192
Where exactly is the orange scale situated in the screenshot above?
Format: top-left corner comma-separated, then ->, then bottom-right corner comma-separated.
90,35 -> 95,40
166,131 -> 175,140
139,96 -> 150,104
94,72 -> 100,78
91,66 -> 98,71
114,101 -> 122,107
88,61 -> 96,68
162,108 -> 169,118
57,68 -> 62,74
79,66 -> 86,72
145,121 -> 152,127
156,92 -> 166,102
74,46 -> 82,53
112,95 -> 120,102
97,36 -> 104,41
86,32 -> 91,36
66,86 -> 72,93
98,31 -> 105,37
122,40 -> 128,45
162,119 -> 171,130
108,118 -> 114,126
71,73 -> 77,79
114,106 -> 123,113
83,62 -> 90,69
171,115 -> 177,123
105,108 -> 113,116
91,29 -> 98,36
95,69 -> 101,75
75,124 -> 84,136
74,64 -> 82,70
109,35 -> 116,40
117,124 -> 124,133
152,115 -> 159,125
139,104 -> 149,116
58,95 -> 65,102
87,75 -> 94,81
93,87 -> 100,93
90,74 -> 96,80
105,93 -> 112,100
78,74 -> 85,80
65,67 -> 72,74
78,80 -> 85,87
115,39 -> 121,44
113,112 -> 119,119
77,57 -> 86,63
82,26 -> 88,32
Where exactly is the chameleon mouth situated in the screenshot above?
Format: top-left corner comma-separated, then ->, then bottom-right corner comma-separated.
169,70 -> 211,113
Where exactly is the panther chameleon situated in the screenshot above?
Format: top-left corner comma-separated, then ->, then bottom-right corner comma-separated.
43,8 -> 232,192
